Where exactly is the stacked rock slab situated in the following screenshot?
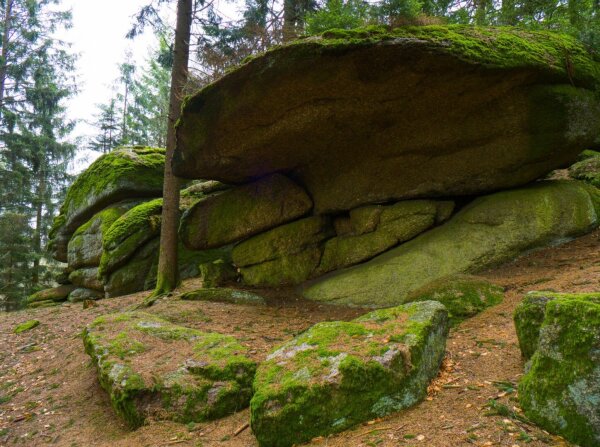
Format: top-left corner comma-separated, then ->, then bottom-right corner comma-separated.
174,26 -> 600,214
515,292 -> 600,447
251,301 -> 449,447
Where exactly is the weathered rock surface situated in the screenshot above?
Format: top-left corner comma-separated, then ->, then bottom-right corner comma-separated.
99,199 -> 163,278
199,260 -> 238,288
233,216 -> 332,286
569,150 -> 600,187
316,200 -> 453,274
49,147 -> 164,262
180,174 -> 312,250
104,239 -> 159,298
174,26 -> 600,214
514,291 -> 600,360
405,275 -> 504,324
302,181 -> 600,307
68,288 -> 104,302
68,201 -> 138,269
83,312 -> 256,428
68,267 -> 104,292
250,301 -> 449,447
180,288 -> 266,305
518,295 -> 600,447
26,285 -> 77,306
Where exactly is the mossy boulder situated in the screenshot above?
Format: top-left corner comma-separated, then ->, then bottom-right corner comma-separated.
514,291 -> 600,360
174,26 -> 600,214
569,151 -> 600,188
316,200 -> 453,274
518,296 -> 600,447
14,320 -> 40,334
180,288 -> 266,305
405,275 -> 504,325
104,239 -> 159,298
83,311 -> 256,428
68,201 -> 139,269
233,216 -> 332,286
68,267 -> 104,292
99,199 -> 163,278
26,285 -> 77,305
302,181 -> 600,307
180,174 -> 312,250
49,147 -> 165,262
250,301 -> 449,447
199,259 -> 238,288
68,288 -> 104,303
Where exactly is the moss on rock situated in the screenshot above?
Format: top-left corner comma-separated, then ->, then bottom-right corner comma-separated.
68,267 -> 104,292
405,275 -> 504,325
26,285 -> 77,305
49,147 -> 165,262
250,301 -> 449,447
514,291 -> 600,360
180,288 -> 266,305
518,297 -> 600,447
569,151 -> 600,188
180,174 -> 313,250
240,247 -> 322,287
199,259 -> 238,288
302,181 -> 600,307
69,288 -> 104,303
83,311 -> 256,428
14,320 -> 40,334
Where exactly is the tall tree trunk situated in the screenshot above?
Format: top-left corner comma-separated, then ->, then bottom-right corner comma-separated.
122,83 -> 128,144
153,0 -> 191,296
0,0 -> 14,114
32,169 -> 46,286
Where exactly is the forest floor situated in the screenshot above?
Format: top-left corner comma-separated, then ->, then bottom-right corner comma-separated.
0,229 -> 598,447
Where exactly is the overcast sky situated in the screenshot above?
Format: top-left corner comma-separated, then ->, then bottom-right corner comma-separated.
58,0 -> 175,170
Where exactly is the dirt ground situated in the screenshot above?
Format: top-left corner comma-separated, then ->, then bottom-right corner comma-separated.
0,229 -> 598,447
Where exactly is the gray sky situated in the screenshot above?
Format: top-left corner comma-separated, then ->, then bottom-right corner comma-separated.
59,0 -> 174,169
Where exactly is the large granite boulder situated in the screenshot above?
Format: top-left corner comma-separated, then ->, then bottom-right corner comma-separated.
104,239 -> 159,298
174,26 -> 600,214
514,291 -> 600,360
302,181 -> 600,307
68,267 -> 104,292
250,301 -> 449,447
67,201 -> 139,269
518,295 -> 600,447
49,147 -> 164,261
83,312 -> 256,428
180,174 -> 312,250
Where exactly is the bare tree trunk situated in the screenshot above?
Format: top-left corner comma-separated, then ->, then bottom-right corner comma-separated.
153,0 -> 191,296
0,0 -> 14,114
32,169 -> 46,286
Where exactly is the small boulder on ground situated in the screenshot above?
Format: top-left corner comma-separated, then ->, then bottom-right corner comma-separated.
180,174 -> 312,250
180,288 -> 266,305
83,311 -> 257,428
250,301 -> 449,447
26,285 -> 77,308
518,294 -> 600,447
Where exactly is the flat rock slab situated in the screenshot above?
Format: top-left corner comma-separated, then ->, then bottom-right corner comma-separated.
26,285 -> 77,306
250,301 -> 449,447
180,174 -> 312,250
518,295 -> 600,447
83,311 -> 256,428
301,181 -> 600,307
174,26 -> 600,214
180,288 -> 266,305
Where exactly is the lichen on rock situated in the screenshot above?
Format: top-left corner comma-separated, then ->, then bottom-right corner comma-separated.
83,311 -> 256,428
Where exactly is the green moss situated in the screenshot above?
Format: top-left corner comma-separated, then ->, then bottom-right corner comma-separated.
180,288 -> 266,305
405,275 -> 504,325
99,199 -> 163,277
240,247 -> 322,287
14,320 -> 40,334
83,311 -> 257,427
50,147 -> 164,239
518,297 -> 600,447
570,154 -> 600,188
250,301 -> 449,447
514,291 -> 600,360
198,259 -> 238,287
